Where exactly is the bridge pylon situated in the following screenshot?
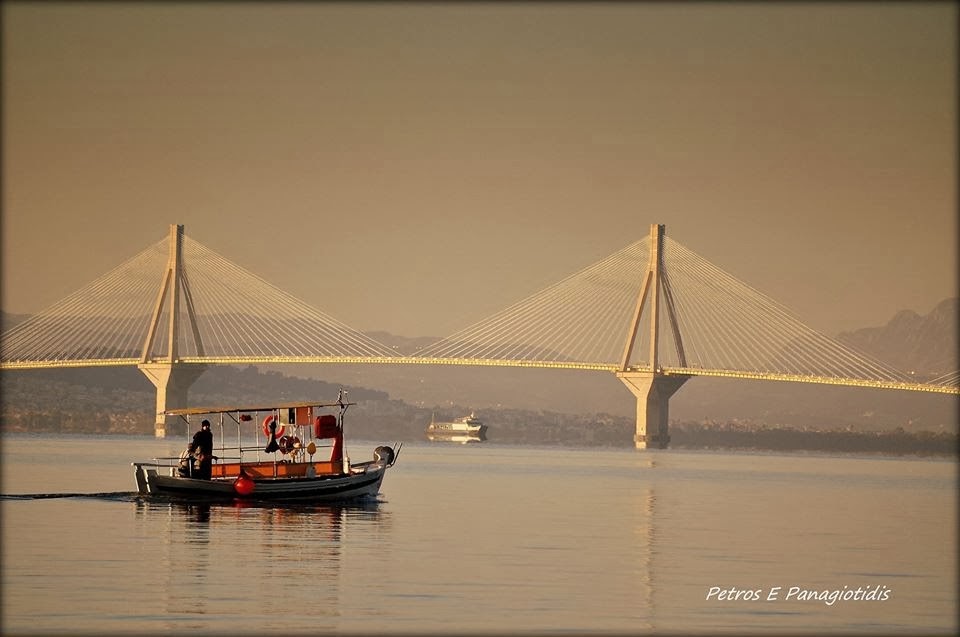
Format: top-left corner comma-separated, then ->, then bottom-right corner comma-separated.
137,224 -> 206,438
138,363 -> 207,437
616,371 -> 689,449
618,223 -> 691,449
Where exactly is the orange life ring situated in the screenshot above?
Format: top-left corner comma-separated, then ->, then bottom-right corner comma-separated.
262,415 -> 285,438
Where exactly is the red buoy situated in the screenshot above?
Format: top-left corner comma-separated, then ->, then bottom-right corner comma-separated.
233,473 -> 255,496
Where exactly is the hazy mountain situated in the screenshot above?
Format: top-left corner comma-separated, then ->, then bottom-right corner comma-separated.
666,299 -> 958,431
837,298 -> 958,376
364,331 -> 439,355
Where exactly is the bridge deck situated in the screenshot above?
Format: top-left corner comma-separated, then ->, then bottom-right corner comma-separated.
2,356 -> 956,394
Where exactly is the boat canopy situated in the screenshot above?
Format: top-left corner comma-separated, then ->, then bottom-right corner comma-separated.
164,400 -> 355,416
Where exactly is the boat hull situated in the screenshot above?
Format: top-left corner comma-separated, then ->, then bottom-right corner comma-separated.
134,462 -> 387,503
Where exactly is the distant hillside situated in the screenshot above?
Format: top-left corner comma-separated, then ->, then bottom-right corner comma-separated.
837,298 -> 958,376
364,331 -> 440,355
0,365 -> 400,437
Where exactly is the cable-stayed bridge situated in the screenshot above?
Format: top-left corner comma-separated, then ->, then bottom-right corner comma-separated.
2,224 -> 956,446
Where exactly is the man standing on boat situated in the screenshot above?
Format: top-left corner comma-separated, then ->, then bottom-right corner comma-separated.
188,420 -> 214,480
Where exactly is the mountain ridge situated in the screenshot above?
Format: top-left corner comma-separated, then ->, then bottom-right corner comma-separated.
837,298 -> 957,376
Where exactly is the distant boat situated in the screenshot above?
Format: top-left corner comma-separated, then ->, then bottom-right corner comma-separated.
426,412 -> 488,440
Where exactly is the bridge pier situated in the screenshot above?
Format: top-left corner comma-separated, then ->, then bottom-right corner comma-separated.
138,363 -> 207,438
617,371 -> 690,449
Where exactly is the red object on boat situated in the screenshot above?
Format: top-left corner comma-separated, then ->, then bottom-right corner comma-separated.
233,473 -> 255,496
330,434 -> 344,463
314,414 -> 338,439
314,414 -> 343,462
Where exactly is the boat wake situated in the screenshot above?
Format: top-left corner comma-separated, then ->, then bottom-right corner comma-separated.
0,491 -> 139,502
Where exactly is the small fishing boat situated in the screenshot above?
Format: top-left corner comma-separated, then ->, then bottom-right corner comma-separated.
132,391 -> 400,503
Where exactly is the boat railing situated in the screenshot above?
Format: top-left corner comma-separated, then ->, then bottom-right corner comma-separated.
137,440 -> 338,470
137,439 -> 333,467
132,426 -> 344,480
135,452 -> 342,481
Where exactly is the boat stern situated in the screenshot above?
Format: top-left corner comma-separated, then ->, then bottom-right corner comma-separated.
132,463 -> 156,495
373,444 -> 399,467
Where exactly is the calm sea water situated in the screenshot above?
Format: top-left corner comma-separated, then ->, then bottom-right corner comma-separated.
1,433 -> 956,635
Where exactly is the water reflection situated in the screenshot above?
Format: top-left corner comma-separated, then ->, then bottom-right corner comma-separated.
426,432 -> 486,444
132,498 -> 390,624
630,455 -> 657,632
633,486 -> 656,631
183,503 -> 211,527
133,495 -> 386,520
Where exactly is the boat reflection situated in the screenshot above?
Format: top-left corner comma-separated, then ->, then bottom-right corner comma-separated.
132,496 -> 389,624
425,432 -> 487,444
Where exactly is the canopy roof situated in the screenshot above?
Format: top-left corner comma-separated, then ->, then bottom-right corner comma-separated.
164,400 -> 355,416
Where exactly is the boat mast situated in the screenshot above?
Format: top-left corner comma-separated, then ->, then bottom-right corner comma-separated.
338,388 -> 349,471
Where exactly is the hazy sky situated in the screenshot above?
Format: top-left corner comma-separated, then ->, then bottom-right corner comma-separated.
3,2 -> 956,339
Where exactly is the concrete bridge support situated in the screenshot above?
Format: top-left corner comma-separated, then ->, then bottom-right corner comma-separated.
617,224 -> 691,449
139,363 -> 207,438
617,371 -> 689,449
138,224 -> 208,438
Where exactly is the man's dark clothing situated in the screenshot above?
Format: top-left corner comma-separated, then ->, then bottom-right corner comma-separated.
189,428 -> 214,479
